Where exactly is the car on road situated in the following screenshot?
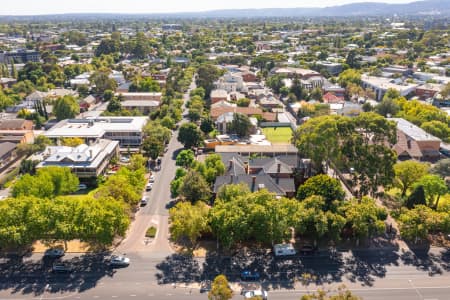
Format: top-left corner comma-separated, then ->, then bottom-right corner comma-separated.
109,255 -> 130,267
240,270 -> 260,281
52,261 -> 73,273
244,290 -> 268,299
199,280 -> 211,293
146,183 -> 153,191
149,174 -> 155,183
300,245 -> 316,255
44,248 -> 65,258
140,197 -> 148,206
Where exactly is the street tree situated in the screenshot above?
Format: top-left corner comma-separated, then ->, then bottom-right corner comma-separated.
297,175 -> 345,209
208,275 -> 233,300
178,123 -> 202,149
200,117 -> 214,135
179,170 -> 210,203
340,197 -> 387,245
169,201 -> 210,248
142,136 -> 164,160
176,149 -> 195,168
196,64 -> 221,98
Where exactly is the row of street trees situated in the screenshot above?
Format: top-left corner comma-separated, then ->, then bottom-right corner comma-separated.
170,176 -> 387,250
1,155 -> 147,250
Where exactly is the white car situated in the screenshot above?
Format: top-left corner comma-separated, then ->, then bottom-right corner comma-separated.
149,174 -> 155,183
146,183 -> 153,191
244,290 -> 268,300
120,156 -> 130,163
140,197 -> 149,206
109,255 -> 130,267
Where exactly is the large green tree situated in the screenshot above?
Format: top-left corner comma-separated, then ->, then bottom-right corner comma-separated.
178,123 -> 202,149
53,95 -> 80,120
297,175 -> 345,209
394,161 -> 429,198
169,201 -> 210,248
208,275 -> 233,300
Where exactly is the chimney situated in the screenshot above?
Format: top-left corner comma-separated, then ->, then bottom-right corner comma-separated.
244,162 -> 250,174
251,176 -> 256,192
276,162 -> 281,184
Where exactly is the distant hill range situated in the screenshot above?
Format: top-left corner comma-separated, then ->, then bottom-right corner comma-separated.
1,0 -> 449,20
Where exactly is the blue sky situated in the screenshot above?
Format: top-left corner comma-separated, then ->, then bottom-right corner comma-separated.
1,0 -> 416,15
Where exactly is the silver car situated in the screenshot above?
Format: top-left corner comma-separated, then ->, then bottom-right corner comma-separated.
109,255 -> 130,267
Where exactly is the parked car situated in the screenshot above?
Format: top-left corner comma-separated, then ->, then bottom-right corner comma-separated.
109,255 -> 130,267
244,290 -> 268,299
300,245 -> 316,255
140,197 -> 148,206
146,183 -> 153,191
120,156 -> 130,163
77,184 -> 87,191
52,261 -> 73,273
44,248 -> 65,258
240,270 -> 260,281
274,243 -> 296,257
200,280 -> 211,293
149,174 -> 155,183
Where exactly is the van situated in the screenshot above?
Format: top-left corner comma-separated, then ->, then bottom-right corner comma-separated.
274,243 -> 296,257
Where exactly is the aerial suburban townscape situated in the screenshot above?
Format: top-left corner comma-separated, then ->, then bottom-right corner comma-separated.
0,0 -> 450,299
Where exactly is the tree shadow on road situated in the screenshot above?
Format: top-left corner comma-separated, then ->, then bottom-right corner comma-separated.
0,253 -> 116,296
400,243 -> 449,276
155,253 -> 202,284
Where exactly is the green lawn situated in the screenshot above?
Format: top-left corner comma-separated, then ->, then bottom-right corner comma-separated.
262,127 -> 293,144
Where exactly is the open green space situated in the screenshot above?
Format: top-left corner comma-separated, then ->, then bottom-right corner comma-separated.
262,127 -> 293,144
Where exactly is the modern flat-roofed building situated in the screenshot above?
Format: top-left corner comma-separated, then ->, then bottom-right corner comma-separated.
36,139 -> 119,179
44,117 -> 148,147
361,75 -> 418,101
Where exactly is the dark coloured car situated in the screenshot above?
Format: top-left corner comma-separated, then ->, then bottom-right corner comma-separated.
300,245 -> 316,255
240,270 -> 260,281
44,248 -> 65,258
52,261 -> 73,273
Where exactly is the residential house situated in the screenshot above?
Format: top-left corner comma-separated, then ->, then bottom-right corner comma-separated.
316,61 -> 343,76
215,112 -> 257,135
37,139 -> 119,179
0,119 -> 34,144
415,83 -> 443,100
210,89 -> 229,104
388,118 -> 442,161
210,106 -> 276,122
215,72 -> 248,93
0,142 -> 17,170
213,153 -> 297,197
79,95 -> 97,112
0,77 -> 17,89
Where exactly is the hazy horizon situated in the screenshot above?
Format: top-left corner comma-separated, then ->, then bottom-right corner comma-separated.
1,0 -> 418,16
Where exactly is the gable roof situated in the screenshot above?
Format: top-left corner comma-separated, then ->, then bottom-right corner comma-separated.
214,174 -> 295,196
0,142 -> 17,158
